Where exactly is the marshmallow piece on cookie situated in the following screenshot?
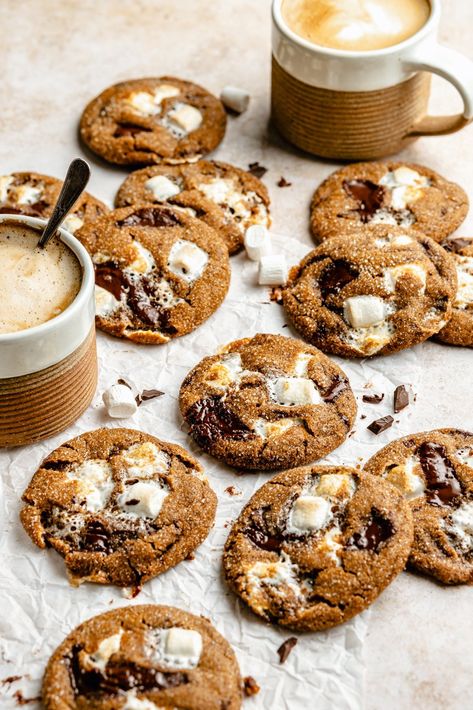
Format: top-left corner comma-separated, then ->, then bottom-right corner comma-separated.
344,295 -> 387,328
15,184 -> 42,205
244,224 -> 271,261
145,175 -> 181,201
95,285 -> 120,317
122,691 -> 161,710
103,383 -> 138,418
258,254 -> 288,285
167,239 -> 208,282
0,175 -> 13,202
62,213 -> 84,234
290,495 -> 331,533
220,85 -> 250,114
165,628 -> 203,664
167,104 -> 203,133
269,377 -> 321,406
118,480 -> 168,519
85,631 -> 123,672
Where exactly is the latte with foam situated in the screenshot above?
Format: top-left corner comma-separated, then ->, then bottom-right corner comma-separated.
0,223 -> 81,334
281,0 -> 430,52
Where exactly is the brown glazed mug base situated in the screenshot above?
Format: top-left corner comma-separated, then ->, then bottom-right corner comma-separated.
0,327 -> 97,448
271,56 -> 431,160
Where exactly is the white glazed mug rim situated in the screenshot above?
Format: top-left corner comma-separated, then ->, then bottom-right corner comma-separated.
0,214 -> 94,345
272,0 -> 440,59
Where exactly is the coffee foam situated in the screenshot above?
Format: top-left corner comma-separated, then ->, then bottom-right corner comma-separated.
282,0 -> 430,52
0,223 -> 82,334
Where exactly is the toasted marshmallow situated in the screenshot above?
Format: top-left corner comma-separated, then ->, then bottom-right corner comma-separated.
122,442 -> 170,478
205,353 -> 243,388
85,631 -> 123,672
253,417 -> 303,439
126,91 -> 161,116
343,295 -> 387,328
62,213 -> 84,234
122,690 -> 161,709
292,353 -> 313,377
95,285 -> 120,317
268,377 -> 321,406
153,84 -> 180,104
145,175 -> 181,201
258,254 -> 288,285
127,242 -> 155,274
384,263 -> 427,294
244,224 -> 271,261
167,103 -> 203,134
118,480 -> 168,519
315,473 -> 356,499
288,495 -> 331,533
383,457 -> 425,500
67,459 -> 114,512
167,239 -> 208,282
103,383 -> 138,419
220,85 -> 250,114
247,552 -> 300,597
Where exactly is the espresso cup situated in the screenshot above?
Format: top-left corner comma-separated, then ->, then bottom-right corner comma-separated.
271,0 -> 473,160
0,215 -> 97,447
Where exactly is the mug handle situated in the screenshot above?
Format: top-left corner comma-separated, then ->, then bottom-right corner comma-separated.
402,44 -> 473,136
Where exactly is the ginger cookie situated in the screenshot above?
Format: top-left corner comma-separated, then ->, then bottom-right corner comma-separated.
80,77 -> 227,166
76,204 -> 230,344
179,334 -> 356,471
364,429 -> 473,585
20,428 -> 217,587
282,226 -> 457,358
0,171 -> 108,232
115,160 -> 271,255
310,162 -> 468,243
223,465 -> 413,631
435,238 -> 473,347
42,604 -> 242,709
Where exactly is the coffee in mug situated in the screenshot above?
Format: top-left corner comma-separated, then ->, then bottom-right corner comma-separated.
0,222 -> 81,334
281,0 -> 431,52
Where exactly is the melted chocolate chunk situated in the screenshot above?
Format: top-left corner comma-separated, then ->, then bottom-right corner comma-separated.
442,237 -> 473,253
362,393 -> 384,404
322,375 -> 349,403
68,645 -> 189,696
367,415 -> 394,435
318,260 -> 359,301
348,510 -> 394,552
244,507 -> 282,552
117,207 -> 181,228
343,179 -> 386,222
186,396 -> 256,447
393,385 -> 409,413
95,262 -> 125,301
277,637 -> 298,664
418,442 -> 462,506
77,519 -> 142,554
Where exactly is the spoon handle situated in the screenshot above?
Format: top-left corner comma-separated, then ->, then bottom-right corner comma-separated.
37,158 -> 90,248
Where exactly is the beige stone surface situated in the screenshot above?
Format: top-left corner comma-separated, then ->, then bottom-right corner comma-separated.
0,1 -> 472,708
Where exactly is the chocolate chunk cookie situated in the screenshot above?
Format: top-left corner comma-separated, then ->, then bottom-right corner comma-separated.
435,238 -> 473,347
115,160 -> 271,255
282,226 -> 457,358
223,465 -> 413,631
364,429 -> 473,584
310,162 -> 468,243
80,77 -> 227,166
43,604 -> 242,709
0,171 -> 108,232
179,334 -> 356,471
76,204 -> 230,344
20,428 -> 217,587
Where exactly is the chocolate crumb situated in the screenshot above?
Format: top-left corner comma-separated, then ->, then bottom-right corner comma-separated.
131,586 -> 141,598
243,676 -> 260,697
1,676 -> 22,685
13,691 -> 41,706
136,388 -> 164,406
393,385 -> 409,413
362,393 -> 384,404
277,637 -> 298,664
367,416 -> 394,435
248,162 -> 267,179
225,486 -> 241,496
270,286 -> 284,304
360,414 -> 366,420
117,378 -> 132,390
277,176 -> 292,188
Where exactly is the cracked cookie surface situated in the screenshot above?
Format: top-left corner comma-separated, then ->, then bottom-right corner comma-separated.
42,604 -> 242,709
80,77 -> 227,166
282,226 -> 457,358
310,161 -> 468,243
76,204 -> 230,344
20,429 -> 217,587
364,428 -> 473,584
223,465 -> 413,631
0,171 -> 108,232
436,238 -> 473,347
179,334 -> 356,471
115,160 -> 271,255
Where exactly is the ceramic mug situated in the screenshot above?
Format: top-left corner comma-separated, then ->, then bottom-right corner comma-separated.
271,0 -> 473,159
0,215 -> 97,447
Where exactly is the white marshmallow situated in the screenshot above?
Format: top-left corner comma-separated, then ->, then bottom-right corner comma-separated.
247,551 -> 300,592
15,184 -> 42,205
0,174 -> 13,202
153,84 -> 180,104
85,631 -> 123,672
145,175 -> 181,201
244,224 -> 271,261
220,85 -> 250,114
292,353 -> 313,377
268,377 -> 321,406
126,91 -> 161,116
103,383 -> 138,419
127,242 -> 155,274
315,473 -> 356,499
383,457 -> 425,501
456,447 -> 473,468
146,627 -> 203,670
167,239 -> 208,282
123,442 -> 170,478
166,103 -> 203,134
95,285 -> 120,317
253,417 -> 303,439
122,691 -> 161,710
289,495 -> 331,533
118,480 -> 168,519
343,295 -> 386,328
165,628 -> 202,662
454,257 -> 473,309
67,459 -> 114,512
384,263 -> 427,295
444,501 -> 473,552
258,254 -> 288,285
62,213 -> 84,234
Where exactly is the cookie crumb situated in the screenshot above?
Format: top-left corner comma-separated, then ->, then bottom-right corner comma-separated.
393,385 -> 409,413
225,486 -> 241,496
277,176 -> 292,188
367,415 -> 394,435
270,286 -> 283,304
248,162 -> 267,179
243,676 -> 260,697
185,551 -> 196,561
277,637 -> 298,664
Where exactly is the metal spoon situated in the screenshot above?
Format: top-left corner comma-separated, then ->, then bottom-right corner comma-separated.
37,158 -> 90,248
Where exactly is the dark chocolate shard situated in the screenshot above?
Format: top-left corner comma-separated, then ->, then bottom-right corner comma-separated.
362,393 -> 384,404
186,396 -> 256,447
318,259 -> 359,301
418,441 -> 462,506
277,637 -> 298,664
117,207 -> 181,228
248,162 -> 267,179
348,510 -> 394,552
393,385 -> 409,413
343,179 -> 386,222
95,262 -> 125,301
367,416 -> 394,435
136,389 -> 164,406
322,374 -> 349,403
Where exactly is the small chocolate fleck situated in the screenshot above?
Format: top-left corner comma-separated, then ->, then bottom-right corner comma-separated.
248,162 -> 267,179
362,392 -> 384,404
418,442 -> 462,506
367,415 -> 394,435
243,676 -> 261,697
348,510 -> 394,552
393,385 -> 409,413
130,586 -> 141,598
343,179 -> 386,222
277,637 -> 298,664
277,176 -> 292,188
